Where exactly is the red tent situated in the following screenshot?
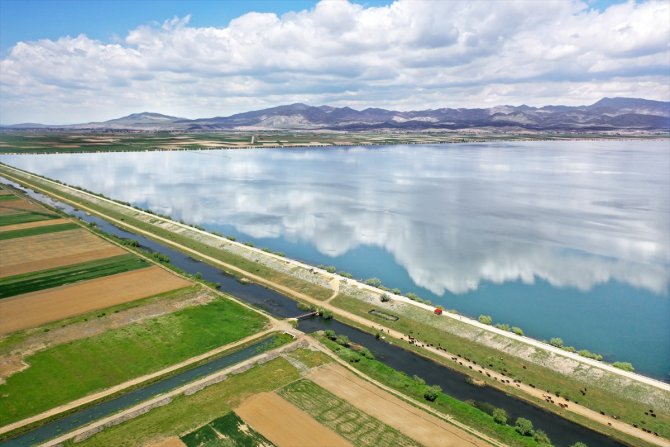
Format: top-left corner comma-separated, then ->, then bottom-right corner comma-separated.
434,308 -> 443,315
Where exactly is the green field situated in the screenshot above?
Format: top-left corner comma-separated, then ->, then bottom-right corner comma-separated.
0,222 -> 78,240
181,412 -> 274,447
0,254 -> 149,298
0,297 -> 267,425
0,211 -> 59,226
67,355 -> 305,447
0,194 -> 18,201
278,379 -> 420,447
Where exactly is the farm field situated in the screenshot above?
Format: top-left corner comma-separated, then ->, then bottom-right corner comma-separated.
306,363 -> 487,447
0,210 -> 59,225
67,355 -> 308,447
235,392 -> 352,447
0,266 -> 191,334
0,222 -> 79,240
181,411 -> 275,447
0,253 -> 148,298
0,227 -> 125,277
0,217 -> 69,232
277,379 -> 420,447
0,295 -> 267,425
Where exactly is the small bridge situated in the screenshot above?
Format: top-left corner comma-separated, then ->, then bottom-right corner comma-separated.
295,311 -> 318,320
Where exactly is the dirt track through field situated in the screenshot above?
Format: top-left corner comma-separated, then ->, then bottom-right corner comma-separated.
307,363 -> 488,447
0,228 -> 125,277
0,266 -> 190,334
147,437 -> 186,447
236,392 -> 352,447
0,217 -> 69,232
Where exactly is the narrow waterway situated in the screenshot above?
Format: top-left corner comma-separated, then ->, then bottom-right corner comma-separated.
0,336 -> 284,447
1,178 -> 628,447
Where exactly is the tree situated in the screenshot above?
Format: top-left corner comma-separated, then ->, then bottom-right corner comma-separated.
392,288 -> 401,295
321,309 -> 333,320
336,335 -> 350,347
478,315 -> 493,325
423,385 -> 441,402
549,337 -> 564,348
533,429 -> 551,445
613,361 -> 635,372
324,329 -> 336,340
512,326 -> 524,336
380,293 -> 391,302
492,408 -> 508,425
515,417 -> 534,436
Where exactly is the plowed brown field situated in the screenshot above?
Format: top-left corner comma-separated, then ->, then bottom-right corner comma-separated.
0,266 -> 190,334
0,198 -> 44,215
236,392 -> 352,447
0,228 -> 125,277
0,218 -> 69,232
307,364 -> 488,447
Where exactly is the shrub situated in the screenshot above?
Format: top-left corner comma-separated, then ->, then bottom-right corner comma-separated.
492,408 -> 508,425
412,375 -> 426,386
512,326 -> 524,336
423,385 -> 441,402
391,288 -> 401,295
570,443 -> 588,447
324,330 -> 336,340
578,349 -> 603,361
338,271 -> 353,278
495,323 -> 510,331
533,429 -> 551,445
549,337 -> 564,348
321,309 -> 333,320
613,361 -> 635,372
478,315 -> 493,325
515,417 -> 534,436
380,293 -> 391,303
325,266 -> 337,273
336,335 -> 350,347
365,277 -> 382,287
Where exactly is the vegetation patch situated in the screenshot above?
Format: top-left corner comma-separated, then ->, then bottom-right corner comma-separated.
0,297 -> 267,425
0,194 -> 19,202
181,411 -> 274,447
0,254 -> 149,298
278,379 -> 420,447
0,222 -> 79,240
368,309 -> 399,321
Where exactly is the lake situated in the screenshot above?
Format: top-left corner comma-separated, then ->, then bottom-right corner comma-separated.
2,140 -> 669,379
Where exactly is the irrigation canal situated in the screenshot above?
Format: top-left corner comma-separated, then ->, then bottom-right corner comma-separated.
2,177 -> 627,447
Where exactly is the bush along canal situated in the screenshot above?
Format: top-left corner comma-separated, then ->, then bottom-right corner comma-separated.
2,177 -> 629,447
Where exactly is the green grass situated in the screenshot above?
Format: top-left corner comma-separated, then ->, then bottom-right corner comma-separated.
181,412 -> 274,447
0,211 -> 59,226
67,356 -> 302,447
330,294 -> 670,443
0,222 -> 78,240
0,254 -> 149,298
0,194 -> 19,201
0,297 -> 267,425
278,379 -> 420,447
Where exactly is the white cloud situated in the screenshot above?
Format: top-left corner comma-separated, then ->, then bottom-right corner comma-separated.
1,0 -> 669,123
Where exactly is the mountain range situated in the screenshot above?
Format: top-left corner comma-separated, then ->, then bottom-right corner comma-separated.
5,97 -> 669,132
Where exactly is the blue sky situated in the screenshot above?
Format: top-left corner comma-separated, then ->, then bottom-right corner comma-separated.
0,0 -> 668,124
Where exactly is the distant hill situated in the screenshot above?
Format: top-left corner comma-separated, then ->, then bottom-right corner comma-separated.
4,98 -> 669,131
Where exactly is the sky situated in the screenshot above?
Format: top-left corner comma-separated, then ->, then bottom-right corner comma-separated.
0,0 -> 668,124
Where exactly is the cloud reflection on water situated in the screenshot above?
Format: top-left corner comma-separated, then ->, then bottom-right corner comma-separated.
4,141 -> 668,296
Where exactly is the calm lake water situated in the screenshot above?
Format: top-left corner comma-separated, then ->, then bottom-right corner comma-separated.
3,140 -> 669,379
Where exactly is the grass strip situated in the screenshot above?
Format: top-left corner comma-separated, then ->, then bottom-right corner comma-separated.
0,254 -> 149,298
0,211 -> 59,227
0,195 -> 19,202
278,378 -> 420,447
0,297 -> 267,426
0,222 -> 78,240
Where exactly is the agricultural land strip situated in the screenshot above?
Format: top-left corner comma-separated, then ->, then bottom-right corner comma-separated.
180,411 -> 274,447
0,295 -> 268,426
236,392 -> 352,447
0,211 -> 59,226
0,222 -> 78,240
0,266 -> 190,335
0,227 -> 125,277
0,254 -> 148,298
0,217 -> 69,232
307,363 -> 488,447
